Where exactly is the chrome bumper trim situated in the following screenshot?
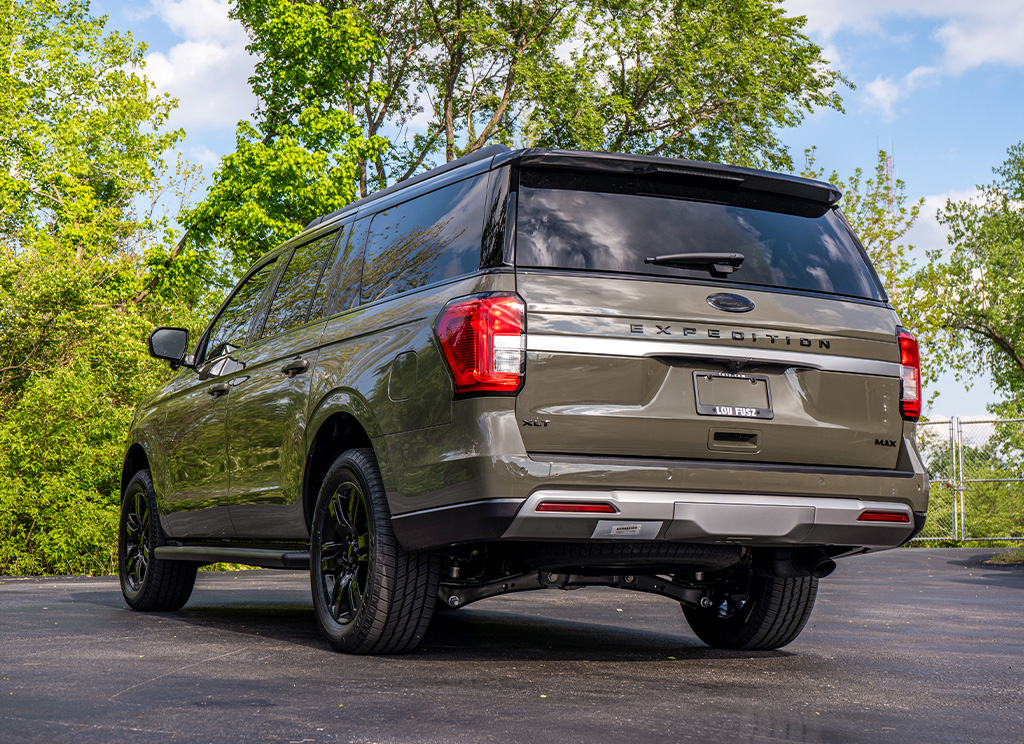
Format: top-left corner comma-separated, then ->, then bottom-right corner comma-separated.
526,333 -> 900,378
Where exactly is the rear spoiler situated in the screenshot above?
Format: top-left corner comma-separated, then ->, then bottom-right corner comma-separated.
505,149 -> 843,209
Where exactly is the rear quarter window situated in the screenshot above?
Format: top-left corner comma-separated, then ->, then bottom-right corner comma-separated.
361,174 -> 488,303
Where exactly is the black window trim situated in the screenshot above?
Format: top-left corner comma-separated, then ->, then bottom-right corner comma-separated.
512,266 -> 893,309
253,227 -> 344,342
194,253 -> 285,368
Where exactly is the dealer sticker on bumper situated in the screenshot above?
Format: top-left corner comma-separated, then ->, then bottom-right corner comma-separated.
591,520 -> 663,539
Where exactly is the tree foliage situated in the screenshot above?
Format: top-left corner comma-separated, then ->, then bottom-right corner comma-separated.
183,0 -> 387,270
529,0 -> 847,169
0,0 -> 209,575
912,142 -> 1024,414
801,147 -> 923,326
223,0 -> 846,208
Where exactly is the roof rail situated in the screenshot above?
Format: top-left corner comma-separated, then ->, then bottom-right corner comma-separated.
305,143 -> 511,230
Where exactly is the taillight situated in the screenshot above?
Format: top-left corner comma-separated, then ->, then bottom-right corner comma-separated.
435,294 -> 525,395
897,327 -> 921,420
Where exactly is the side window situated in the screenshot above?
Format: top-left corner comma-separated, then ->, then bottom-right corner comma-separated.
204,259 -> 278,362
361,174 -> 487,304
310,218 -> 367,319
261,230 -> 339,339
482,166 -> 511,267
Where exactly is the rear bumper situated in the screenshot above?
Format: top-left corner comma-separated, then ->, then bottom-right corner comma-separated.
392,489 -> 923,551
382,402 -> 929,552
504,490 -> 918,549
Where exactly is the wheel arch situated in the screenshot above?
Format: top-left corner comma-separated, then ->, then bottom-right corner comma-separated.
303,392 -> 384,531
121,443 -> 151,501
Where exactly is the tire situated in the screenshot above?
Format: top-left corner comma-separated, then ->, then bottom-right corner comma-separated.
310,448 -> 440,654
119,469 -> 197,611
682,574 -> 818,651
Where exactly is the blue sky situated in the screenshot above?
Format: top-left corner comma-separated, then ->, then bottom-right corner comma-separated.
94,0 -> 1024,419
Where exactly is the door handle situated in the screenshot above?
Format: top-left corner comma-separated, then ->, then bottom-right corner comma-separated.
207,382 -> 230,398
281,358 -> 309,378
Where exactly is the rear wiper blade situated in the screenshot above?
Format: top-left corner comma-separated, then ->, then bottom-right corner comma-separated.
644,252 -> 744,279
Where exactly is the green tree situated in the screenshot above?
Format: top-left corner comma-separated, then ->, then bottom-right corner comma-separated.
183,0 -> 387,270
528,0 -> 848,170
0,0 -> 207,575
801,148 -> 923,324
225,0 -> 846,206
914,142 -> 1024,414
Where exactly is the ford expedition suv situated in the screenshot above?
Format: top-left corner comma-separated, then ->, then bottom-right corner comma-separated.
121,145 -> 928,654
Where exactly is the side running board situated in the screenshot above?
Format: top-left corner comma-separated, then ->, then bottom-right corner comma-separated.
154,546 -> 310,570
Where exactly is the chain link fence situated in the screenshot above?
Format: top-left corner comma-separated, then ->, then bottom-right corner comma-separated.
915,418 -> 1024,542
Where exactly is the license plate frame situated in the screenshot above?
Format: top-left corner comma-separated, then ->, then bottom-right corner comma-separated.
693,371 -> 774,420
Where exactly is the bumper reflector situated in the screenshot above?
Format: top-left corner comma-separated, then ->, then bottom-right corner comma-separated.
857,510 -> 911,523
536,501 -> 618,514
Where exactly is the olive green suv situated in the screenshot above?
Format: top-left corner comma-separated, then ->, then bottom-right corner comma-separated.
121,146 -> 928,653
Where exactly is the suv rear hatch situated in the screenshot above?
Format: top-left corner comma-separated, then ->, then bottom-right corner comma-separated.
512,158 -> 907,470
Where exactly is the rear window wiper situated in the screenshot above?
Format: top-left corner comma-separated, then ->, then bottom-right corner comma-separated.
644,252 -> 744,279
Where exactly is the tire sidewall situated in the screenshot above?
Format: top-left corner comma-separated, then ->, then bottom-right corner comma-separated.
684,573 -> 817,650
310,452 -> 385,651
119,470 -> 157,608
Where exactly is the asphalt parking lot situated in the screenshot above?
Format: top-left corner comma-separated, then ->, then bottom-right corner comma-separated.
1,548 -> 1021,743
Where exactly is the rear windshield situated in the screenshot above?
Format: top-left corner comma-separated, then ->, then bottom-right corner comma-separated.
515,168 -> 885,301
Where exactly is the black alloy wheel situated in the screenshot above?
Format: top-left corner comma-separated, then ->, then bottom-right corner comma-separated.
310,448 -> 440,654
118,469 -> 197,611
122,488 -> 151,594
317,477 -> 371,624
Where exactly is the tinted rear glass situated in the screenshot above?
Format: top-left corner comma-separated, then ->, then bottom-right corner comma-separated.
361,174 -> 487,303
515,168 -> 885,301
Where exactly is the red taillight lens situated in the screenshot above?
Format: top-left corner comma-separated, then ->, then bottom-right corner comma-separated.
897,327 -> 921,420
857,510 -> 911,523
536,501 -> 618,514
435,294 -> 525,395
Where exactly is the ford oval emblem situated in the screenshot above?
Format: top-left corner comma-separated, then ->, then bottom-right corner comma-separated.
707,293 -> 755,313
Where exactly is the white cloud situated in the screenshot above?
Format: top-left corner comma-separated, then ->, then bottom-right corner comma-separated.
143,1 -> 255,131
817,42 -> 844,71
936,12 -> 1024,73
904,188 -> 979,264
784,1 -> 1024,117
184,146 -> 221,169
862,64 -> 940,119
785,1 -> 1024,71
150,0 -> 242,44
862,75 -> 901,120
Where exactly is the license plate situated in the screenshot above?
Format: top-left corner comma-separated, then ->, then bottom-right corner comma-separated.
693,371 -> 774,419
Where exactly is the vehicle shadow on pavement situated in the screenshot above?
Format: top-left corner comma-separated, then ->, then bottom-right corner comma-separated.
115,599 -> 790,661
418,609 -> 791,662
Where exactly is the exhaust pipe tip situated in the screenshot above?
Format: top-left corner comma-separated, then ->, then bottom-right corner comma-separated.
808,558 -> 836,579
755,548 -> 836,579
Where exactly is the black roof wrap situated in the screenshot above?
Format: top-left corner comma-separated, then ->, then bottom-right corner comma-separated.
304,144 -> 511,230
302,146 -> 843,234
